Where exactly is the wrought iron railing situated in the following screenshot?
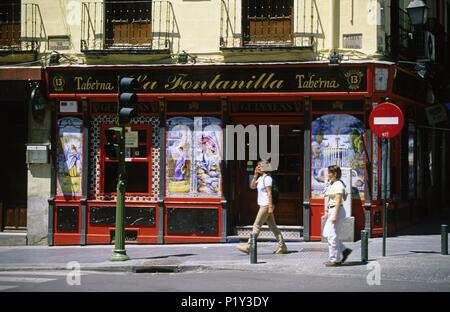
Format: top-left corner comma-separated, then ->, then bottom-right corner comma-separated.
220,0 -> 323,48
0,3 -> 47,52
81,1 -> 174,52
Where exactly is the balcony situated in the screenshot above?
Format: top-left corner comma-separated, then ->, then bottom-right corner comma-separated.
0,3 -> 46,54
81,1 -> 175,53
220,0 -> 323,51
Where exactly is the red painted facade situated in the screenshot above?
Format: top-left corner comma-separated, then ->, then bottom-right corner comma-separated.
45,62 -> 427,245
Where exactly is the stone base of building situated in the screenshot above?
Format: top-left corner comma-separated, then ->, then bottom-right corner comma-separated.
0,232 -> 27,246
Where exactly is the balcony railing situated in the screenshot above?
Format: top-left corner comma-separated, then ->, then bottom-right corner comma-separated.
220,0 -> 323,49
0,3 -> 47,52
81,1 -> 175,52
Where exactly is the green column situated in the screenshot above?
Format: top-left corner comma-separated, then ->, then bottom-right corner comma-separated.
110,126 -> 129,261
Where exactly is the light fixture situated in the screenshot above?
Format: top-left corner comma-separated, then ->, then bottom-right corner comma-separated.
406,0 -> 428,26
329,51 -> 341,66
177,50 -> 189,64
49,52 -> 61,65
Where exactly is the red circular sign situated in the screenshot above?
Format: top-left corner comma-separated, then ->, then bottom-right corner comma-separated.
369,102 -> 404,139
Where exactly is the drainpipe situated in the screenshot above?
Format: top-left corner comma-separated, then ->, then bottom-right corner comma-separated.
330,0 -> 340,51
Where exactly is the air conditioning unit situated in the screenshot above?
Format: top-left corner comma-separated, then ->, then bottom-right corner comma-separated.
417,31 -> 435,62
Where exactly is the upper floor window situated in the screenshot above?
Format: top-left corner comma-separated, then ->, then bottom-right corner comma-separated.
242,0 -> 293,45
105,0 -> 152,47
0,0 -> 20,49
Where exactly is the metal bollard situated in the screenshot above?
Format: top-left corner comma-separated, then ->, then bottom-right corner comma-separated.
250,233 -> 257,264
441,225 -> 448,255
361,230 -> 368,264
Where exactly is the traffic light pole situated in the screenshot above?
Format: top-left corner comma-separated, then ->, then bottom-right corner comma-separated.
110,125 -> 129,261
110,76 -> 130,261
110,76 -> 138,261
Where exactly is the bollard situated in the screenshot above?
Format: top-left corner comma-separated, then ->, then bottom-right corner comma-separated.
441,225 -> 448,255
250,233 -> 257,264
361,230 -> 368,264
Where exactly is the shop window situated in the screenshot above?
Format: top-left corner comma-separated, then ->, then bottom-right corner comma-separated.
56,117 -> 84,197
311,114 -> 365,200
101,125 -> 152,196
105,0 -> 152,47
166,117 -> 222,197
242,0 -> 293,45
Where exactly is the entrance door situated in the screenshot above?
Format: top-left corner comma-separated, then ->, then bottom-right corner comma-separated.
0,98 -> 27,231
230,125 -> 303,226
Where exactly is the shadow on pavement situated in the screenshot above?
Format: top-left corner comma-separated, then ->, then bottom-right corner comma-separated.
133,253 -> 196,260
392,211 -> 450,237
410,250 -> 440,254
340,261 -> 367,267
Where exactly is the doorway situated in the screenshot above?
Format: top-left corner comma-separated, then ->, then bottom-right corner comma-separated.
0,95 -> 28,231
229,124 -> 304,227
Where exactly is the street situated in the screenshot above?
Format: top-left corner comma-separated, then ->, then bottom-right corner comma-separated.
0,268 -> 449,292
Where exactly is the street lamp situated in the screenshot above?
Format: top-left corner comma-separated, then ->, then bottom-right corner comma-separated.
406,0 -> 428,26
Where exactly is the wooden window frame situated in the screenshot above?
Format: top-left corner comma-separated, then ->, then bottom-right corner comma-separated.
242,0 -> 294,45
0,0 -> 21,48
104,0 -> 153,47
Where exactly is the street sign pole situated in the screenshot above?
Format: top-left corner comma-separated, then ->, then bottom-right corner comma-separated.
382,138 -> 388,257
369,101 -> 405,259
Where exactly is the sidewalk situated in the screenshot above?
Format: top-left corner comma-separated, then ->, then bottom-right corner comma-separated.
0,214 -> 449,286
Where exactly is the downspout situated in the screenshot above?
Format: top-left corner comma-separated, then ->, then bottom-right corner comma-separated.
330,0 -> 340,52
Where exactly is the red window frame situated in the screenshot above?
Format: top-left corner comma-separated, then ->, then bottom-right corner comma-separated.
100,124 -> 152,196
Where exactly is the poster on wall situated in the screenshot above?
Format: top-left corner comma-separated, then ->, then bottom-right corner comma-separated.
57,117 -> 83,196
311,114 -> 365,199
166,116 -> 222,197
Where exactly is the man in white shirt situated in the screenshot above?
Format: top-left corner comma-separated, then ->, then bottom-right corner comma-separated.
236,160 -> 288,255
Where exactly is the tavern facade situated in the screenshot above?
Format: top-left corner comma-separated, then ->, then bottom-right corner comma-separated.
0,0 -> 449,245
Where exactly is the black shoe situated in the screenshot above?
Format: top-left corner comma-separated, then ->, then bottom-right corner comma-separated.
324,261 -> 341,267
342,248 -> 352,264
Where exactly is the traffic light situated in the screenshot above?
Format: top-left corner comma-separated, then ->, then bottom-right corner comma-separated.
118,77 -> 138,125
104,127 -> 123,160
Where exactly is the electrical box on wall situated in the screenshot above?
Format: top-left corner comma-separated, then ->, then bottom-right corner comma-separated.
26,144 -> 50,164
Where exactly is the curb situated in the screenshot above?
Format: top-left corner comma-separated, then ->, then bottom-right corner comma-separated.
0,263 -> 206,273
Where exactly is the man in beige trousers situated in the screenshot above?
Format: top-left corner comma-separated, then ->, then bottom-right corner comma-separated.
236,160 -> 288,255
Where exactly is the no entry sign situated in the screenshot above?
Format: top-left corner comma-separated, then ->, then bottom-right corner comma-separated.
369,102 -> 404,139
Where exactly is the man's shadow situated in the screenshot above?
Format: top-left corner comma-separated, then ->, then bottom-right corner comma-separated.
340,260 -> 373,266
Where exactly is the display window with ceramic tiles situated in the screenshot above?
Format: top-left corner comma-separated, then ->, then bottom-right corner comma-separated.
99,124 -> 152,196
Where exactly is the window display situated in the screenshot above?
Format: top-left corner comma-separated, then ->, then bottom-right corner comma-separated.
166,116 -> 222,197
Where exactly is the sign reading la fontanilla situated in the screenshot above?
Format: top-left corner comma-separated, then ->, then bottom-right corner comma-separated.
48,66 -> 367,94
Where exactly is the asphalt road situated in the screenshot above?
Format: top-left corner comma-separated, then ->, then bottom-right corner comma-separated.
0,268 -> 449,292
